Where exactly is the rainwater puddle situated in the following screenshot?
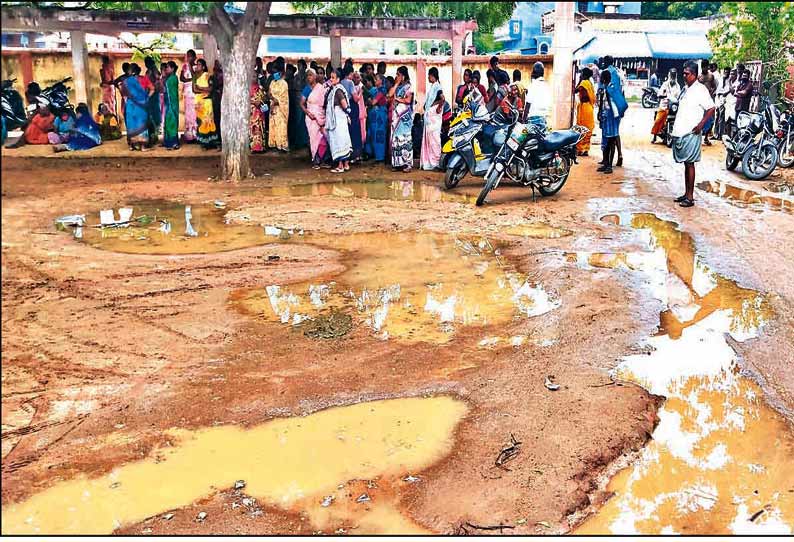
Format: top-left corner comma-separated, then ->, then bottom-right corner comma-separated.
575,213 -> 794,534
61,200 -> 267,255
697,181 -> 793,213
258,179 -> 474,204
2,396 -> 467,535
238,232 -> 560,344
503,223 -> 573,239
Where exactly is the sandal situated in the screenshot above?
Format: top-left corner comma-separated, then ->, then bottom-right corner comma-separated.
330,167 -> 344,173
312,165 -> 321,170
679,197 -> 695,208
674,195 -> 687,203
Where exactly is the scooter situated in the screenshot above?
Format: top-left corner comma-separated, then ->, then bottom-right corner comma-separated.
1,79 -> 27,137
440,88 -> 516,189
30,77 -> 74,117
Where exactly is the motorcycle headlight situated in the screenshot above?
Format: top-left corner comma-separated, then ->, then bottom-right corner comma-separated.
736,114 -> 751,129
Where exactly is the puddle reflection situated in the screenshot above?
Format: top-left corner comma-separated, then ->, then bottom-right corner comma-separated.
697,181 -> 793,213
259,180 -> 474,204
240,233 -> 560,344
576,213 -> 793,534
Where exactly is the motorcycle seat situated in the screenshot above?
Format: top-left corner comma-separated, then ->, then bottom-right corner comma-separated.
541,130 -> 580,151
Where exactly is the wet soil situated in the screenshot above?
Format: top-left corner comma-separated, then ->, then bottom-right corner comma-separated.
2,105 -> 793,535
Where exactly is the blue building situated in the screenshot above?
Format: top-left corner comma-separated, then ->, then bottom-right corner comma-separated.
494,1 -> 641,54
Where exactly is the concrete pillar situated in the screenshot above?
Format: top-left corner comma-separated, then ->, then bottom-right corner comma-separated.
330,30 -> 342,69
202,33 -> 218,68
451,32 -> 464,86
416,57 -> 427,111
70,30 -> 91,109
551,2 -> 575,129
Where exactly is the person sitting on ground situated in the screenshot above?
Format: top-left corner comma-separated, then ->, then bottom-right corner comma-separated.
14,104 -> 55,147
53,102 -> 101,153
94,103 -> 122,141
48,110 -> 75,145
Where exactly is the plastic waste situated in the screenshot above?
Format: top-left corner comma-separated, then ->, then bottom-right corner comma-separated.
117,207 -> 133,223
184,206 -> 198,237
54,214 -> 86,227
99,209 -> 115,226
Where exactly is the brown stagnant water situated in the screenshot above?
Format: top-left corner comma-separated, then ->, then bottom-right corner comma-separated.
256,179 -> 475,204
238,232 -> 560,345
2,396 -> 468,535
572,213 -> 794,534
697,180 -> 793,213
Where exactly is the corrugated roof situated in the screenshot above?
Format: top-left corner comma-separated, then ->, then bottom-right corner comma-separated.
647,32 -> 712,59
574,32 -> 651,64
585,18 -> 713,34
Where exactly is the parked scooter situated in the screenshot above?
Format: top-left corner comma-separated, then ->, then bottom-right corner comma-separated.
641,86 -> 660,109
1,79 -> 28,136
31,77 -> 74,117
475,102 -> 587,206
440,88 -> 516,189
724,85 -> 780,180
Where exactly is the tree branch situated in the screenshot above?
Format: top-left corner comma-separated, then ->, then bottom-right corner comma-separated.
208,2 -> 235,41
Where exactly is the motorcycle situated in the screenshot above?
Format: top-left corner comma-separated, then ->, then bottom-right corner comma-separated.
658,99 -> 679,148
641,86 -> 660,109
1,79 -> 28,135
774,99 -> 793,168
441,88 -> 516,189
29,77 -> 74,117
724,89 -> 779,180
475,103 -> 587,206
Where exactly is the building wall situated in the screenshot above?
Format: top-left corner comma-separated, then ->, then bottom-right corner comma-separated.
497,2 -> 556,54
582,2 -> 642,15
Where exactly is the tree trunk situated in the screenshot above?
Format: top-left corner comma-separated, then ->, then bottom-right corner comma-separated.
209,2 -> 271,182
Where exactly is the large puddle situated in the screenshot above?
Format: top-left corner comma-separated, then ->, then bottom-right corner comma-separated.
238,232 -> 560,344
2,396 -> 467,535
574,213 -> 794,534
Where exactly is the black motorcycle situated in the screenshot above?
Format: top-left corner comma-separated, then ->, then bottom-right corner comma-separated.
31,77 -> 75,117
724,90 -> 780,180
774,99 -> 793,168
657,99 -> 679,148
475,104 -> 586,206
1,79 -> 27,135
641,86 -> 660,109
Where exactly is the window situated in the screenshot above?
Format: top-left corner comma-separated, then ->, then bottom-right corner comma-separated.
539,43 -> 549,55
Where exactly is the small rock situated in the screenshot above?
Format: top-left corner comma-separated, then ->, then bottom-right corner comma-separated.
321,495 -> 335,507
267,255 -> 280,261
109,482 -> 121,489
242,497 -> 255,507
196,511 -> 208,522
163,513 -> 174,521
544,376 -> 560,391
234,480 -> 246,490
402,475 -> 421,483
356,493 -> 371,503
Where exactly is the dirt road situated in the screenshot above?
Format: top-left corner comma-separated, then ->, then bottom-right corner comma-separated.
2,105 -> 793,535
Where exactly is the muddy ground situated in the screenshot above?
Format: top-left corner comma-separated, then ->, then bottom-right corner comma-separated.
2,106 -> 793,535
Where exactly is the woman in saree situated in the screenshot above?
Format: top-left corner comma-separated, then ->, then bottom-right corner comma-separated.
144,56 -> 162,146
121,63 -> 153,151
341,67 -> 363,162
162,61 -> 180,150
325,68 -> 352,173
179,49 -> 198,143
268,59 -> 289,152
94,103 -> 122,141
250,74 -> 266,153
193,59 -> 220,150
575,67 -> 595,156
300,68 -> 327,167
99,56 -> 116,115
352,71 -> 367,153
388,66 -> 414,172
364,75 -> 388,162
420,67 -> 443,170
53,103 -> 101,152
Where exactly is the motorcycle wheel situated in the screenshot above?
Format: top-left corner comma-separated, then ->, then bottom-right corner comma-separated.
641,94 -> 655,109
476,172 -> 499,207
444,160 -> 468,189
725,151 -> 739,171
538,156 -> 572,196
778,140 -> 794,168
665,130 -> 673,148
741,143 -> 779,180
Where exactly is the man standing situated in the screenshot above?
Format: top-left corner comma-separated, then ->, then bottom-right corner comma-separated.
651,68 -> 680,143
672,61 -> 714,208
734,69 -> 753,116
524,61 -> 551,130
714,66 -> 732,138
698,60 -> 717,145
649,69 -> 660,89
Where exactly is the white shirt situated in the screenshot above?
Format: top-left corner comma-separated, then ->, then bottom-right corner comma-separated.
525,77 -> 551,119
657,79 -> 681,110
672,80 -> 715,137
